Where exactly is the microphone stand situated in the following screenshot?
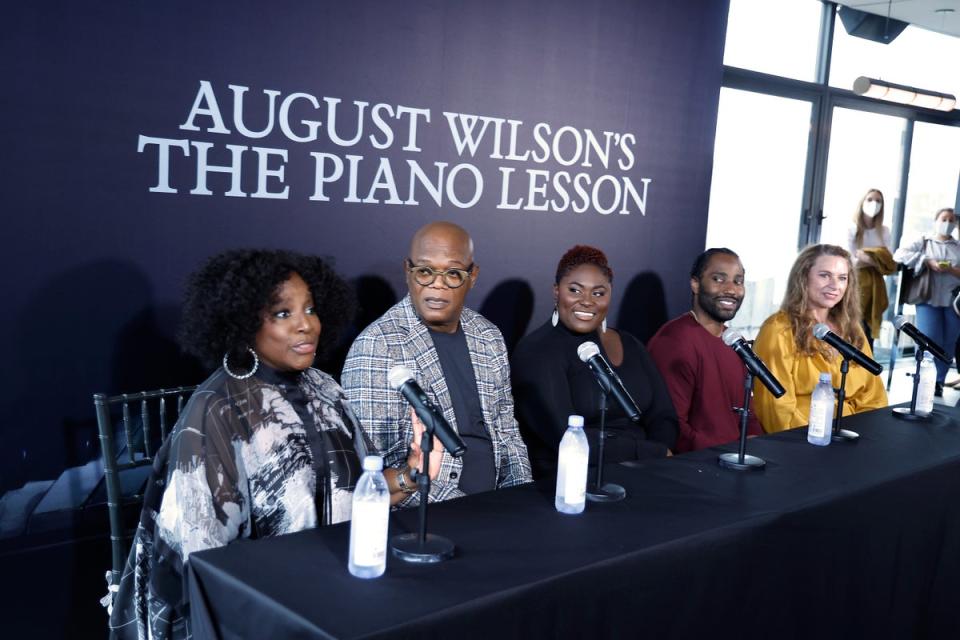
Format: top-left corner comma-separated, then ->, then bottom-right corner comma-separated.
586,390 -> 626,502
718,371 -> 765,471
390,418 -> 455,563
831,358 -> 860,442
892,346 -> 934,422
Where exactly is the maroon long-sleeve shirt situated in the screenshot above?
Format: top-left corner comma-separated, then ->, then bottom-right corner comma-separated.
648,314 -> 763,453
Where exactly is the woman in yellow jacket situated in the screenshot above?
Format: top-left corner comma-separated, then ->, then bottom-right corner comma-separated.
754,244 -> 888,432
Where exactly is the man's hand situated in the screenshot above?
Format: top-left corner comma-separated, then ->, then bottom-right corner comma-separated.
407,408 -> 444,480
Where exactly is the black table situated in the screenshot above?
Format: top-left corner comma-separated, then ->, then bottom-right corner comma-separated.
187,404 -> 960,639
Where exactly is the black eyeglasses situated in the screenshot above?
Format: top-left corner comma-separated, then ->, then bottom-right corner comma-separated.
406,259 -> 475,288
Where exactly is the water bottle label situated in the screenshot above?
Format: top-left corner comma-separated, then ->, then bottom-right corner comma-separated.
808,401 -> 827,438
563,451 -> 588,504
916,384 -> 934,414
351,501 -> 389,567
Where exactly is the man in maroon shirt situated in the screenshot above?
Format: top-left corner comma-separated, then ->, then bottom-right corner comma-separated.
648,248 -> 763,452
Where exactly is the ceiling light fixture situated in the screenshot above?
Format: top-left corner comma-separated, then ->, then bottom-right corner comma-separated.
852,76 -> 956,112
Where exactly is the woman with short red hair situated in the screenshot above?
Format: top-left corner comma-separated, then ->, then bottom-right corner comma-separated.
511,245 -> 677,478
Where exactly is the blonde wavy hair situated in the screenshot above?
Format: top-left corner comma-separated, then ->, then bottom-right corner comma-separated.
852,188 -> 884,249
781,244 -> 863,356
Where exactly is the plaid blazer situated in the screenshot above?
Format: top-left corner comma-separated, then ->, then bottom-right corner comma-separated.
342,295 -> 532,505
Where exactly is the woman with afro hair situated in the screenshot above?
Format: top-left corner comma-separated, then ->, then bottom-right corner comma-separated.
107,249 -> 438,640
511,245 -> 678,479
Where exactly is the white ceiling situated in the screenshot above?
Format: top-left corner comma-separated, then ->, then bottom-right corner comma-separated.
834,0 -> 960,37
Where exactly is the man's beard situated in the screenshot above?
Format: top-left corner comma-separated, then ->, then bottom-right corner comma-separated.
697,290 -> 742,323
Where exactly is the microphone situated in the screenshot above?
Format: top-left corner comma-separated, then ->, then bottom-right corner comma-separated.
721,329 -> 786,398
576,341 -> 641,422
893,315 -> 950,363
812,324 -> 883,375
387,366 -> 466,457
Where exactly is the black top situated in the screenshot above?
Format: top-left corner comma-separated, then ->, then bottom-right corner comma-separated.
511,320 -> 678,477
431,328 -> 496,494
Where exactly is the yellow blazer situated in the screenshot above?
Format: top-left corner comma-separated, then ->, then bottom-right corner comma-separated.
753,311 -> 888,433
857,247 -> 897,337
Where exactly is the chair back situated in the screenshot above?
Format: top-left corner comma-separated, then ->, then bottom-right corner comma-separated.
94,386 -> 196,587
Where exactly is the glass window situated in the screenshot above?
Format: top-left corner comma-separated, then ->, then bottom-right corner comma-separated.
830,23 -> 960,98
819,107 -> 907,356
901,122 -> 960,244
706,88 -> 813,337
723,0 -> 823,81
819,107 -> 907,251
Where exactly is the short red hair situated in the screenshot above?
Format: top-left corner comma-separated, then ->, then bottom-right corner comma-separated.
555,245 -> 613,284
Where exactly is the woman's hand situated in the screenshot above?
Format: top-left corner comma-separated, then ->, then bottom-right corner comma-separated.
407,408 -> 444,480
926,258 -> 945,273
856,249 -> 874,267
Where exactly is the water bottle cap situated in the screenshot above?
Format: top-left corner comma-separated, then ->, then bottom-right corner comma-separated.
819,372 -> 832,383
567,414 -> 584,428
362,455 -> 383,471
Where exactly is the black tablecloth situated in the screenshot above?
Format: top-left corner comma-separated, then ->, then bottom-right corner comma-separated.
187,404 -> 960,639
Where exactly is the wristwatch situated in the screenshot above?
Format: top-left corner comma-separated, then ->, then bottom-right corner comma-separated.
397,463 -> 419,494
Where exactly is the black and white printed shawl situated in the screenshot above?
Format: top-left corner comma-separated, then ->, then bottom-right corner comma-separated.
107,365 -> 372,640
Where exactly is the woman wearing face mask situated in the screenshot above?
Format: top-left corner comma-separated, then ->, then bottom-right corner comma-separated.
894,208 -> 960,395
847,189 -> 896,348
511,245 -> 678,478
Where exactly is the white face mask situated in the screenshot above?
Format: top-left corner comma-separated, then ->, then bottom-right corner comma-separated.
936,220 -> 956,237
862,200 -> 881,218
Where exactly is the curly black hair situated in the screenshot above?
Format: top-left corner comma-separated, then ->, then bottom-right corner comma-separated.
178,249 -> 355,370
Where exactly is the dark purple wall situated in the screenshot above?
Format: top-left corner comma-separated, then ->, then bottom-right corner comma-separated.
1,0 -> 728,491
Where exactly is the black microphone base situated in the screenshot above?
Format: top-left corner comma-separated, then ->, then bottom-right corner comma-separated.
831,429 -> 860,442
718,452 -> 766,471
390,533 -> 455,563
891,406 -> 933,422
586,482 -> 626,502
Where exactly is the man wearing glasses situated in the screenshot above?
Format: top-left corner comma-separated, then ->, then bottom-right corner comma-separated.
342,221 -> 531,505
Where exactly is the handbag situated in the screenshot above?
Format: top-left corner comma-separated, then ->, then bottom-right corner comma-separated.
903,239 -> 932,305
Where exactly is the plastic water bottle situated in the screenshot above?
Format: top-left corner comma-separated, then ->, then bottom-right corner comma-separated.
555,415 -> 589,514
807,373 -> 834,446
915,352 -> 937,415
348,455 -> 390,578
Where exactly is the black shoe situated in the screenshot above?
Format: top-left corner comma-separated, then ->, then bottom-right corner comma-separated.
935,382 -> 944,397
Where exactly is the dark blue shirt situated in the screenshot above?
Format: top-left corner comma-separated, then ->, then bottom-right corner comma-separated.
430,328 -> 496,494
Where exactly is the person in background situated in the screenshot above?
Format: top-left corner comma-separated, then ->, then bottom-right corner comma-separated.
753,244 -> 887,432
894,207 -> 960,395
107,249 -> 437,640
648,248 -> 763,451
847,188 -> 896,349
341,222 -> 532,504
511,245 -> 677,478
